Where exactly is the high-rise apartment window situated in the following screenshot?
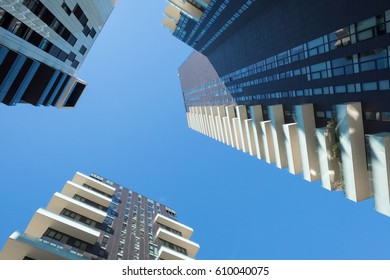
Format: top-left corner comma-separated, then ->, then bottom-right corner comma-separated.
43,228 -> 89,252
82,25 -> 90,36
79,45 -> 87,55
89,28 -> 97,38
61,2 -> 72,16
73,4 -> 88,27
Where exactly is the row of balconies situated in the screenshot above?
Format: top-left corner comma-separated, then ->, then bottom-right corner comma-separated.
186,102 -> 390,217
0,172 -> 200,260
154,214 -> 199,260
0,172 -> 116,260
162,0 -> 210,32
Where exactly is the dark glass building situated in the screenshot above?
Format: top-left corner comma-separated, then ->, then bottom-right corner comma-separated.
0,0 -> 116,108
0,172 -> 199,260
163,0 -> 390,217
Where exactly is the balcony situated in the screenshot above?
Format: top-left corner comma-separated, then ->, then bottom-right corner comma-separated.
72,172 -> 115,197
46,192 -> 107,223
154,214 -> 193,239
167,0 -> 203,21
61,180 -> 112,208
157,246 -> 193,260
156,228 -> 199,258
24,208 -> 101,244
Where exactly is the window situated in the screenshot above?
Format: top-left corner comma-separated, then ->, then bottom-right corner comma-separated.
362,82 -> 378,91
379,80 -> 390,90
67,34 -> 77,46
365,112 -> 380,121
23,0 -> 44,16
67,52 -> 76,62
89,28 -> 97,38
73,4 -> 88,27
79,45 -> 87,55
39,39 -> 52,51
57,51 -> 68,62
82,25 -> 90,36
61,2 -> 72,15
382,112 -> 390,121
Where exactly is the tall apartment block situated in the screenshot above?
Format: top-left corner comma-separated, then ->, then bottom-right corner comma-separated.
0,172 -> 199,260
163,0 -> 390,217
0,0 -> 116,108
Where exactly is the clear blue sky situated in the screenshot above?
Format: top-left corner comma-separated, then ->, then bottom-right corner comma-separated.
1,0 -> 390,260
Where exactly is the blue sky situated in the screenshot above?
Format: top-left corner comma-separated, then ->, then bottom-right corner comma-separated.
1,0 -> 390,260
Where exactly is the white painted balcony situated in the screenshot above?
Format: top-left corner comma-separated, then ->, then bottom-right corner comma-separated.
164,4 -> 181,23
154,214 -> 193,239
24,208 -> 101,244
62,181 -> 112,208
72,172 -> 115,197
157,246 -> 193,260
47,192 -> 107,223
156,228 -> 200,258
162,17 -> 177,32
167,0 -> 203,21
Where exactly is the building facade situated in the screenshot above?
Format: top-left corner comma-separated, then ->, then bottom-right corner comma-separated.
163,1 -> 390,217
0,172 -> 199,260
0,0 -> 116,108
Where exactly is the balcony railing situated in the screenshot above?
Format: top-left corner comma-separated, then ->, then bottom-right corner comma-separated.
15,232 -> 98,260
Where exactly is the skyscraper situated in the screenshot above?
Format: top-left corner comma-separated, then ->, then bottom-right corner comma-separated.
0,0 -> 116,108
163,1 -> 390,217
0,172 -> 199,260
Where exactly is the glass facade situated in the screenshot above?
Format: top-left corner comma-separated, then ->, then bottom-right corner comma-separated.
174,0 -> 390,134
0,0 -> 115,108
